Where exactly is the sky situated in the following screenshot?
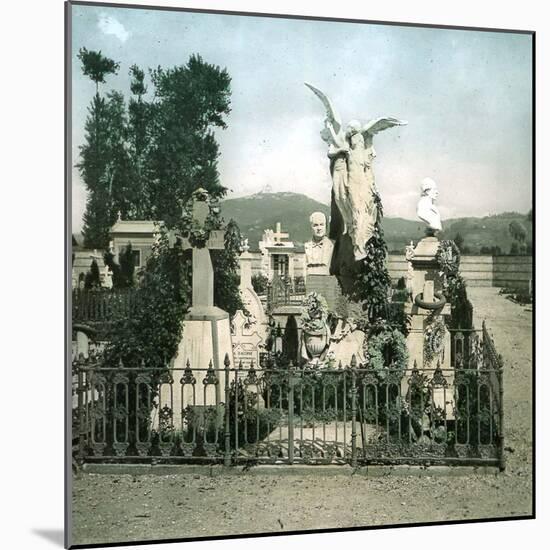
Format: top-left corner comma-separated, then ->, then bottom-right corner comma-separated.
70,4 -> 533,232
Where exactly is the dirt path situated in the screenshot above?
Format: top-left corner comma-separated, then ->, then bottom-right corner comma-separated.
71,288 -> 533,546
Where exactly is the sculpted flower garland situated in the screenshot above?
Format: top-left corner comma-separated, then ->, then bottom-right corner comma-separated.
424,317 -> 446,364
300,292 -> 329,334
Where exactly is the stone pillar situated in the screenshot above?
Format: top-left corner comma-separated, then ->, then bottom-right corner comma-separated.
404,236 -> 454,418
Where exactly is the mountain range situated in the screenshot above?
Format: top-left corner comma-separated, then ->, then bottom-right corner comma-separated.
220,192 -> 532,254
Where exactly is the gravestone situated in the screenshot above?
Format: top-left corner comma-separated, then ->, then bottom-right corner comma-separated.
231,310 -> 264,370
325,320 -> 366,366
154,191 -> 234,430
238,240 -> 267,339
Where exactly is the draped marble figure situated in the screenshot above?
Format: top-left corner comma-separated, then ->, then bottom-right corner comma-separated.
305,83 -> 406,261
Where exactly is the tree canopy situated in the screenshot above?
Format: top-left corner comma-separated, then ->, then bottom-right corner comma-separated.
77,52 -> 232,248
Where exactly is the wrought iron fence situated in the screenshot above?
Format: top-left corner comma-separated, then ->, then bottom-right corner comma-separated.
267,276 -> 306,311
73,324 -> 504,468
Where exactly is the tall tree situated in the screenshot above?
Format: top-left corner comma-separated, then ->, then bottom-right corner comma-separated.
77,48 -> 120,94
119,243 -> 136,288
77,48 -> 121,249
127,65 -> 153,219
147,55 -> 231,226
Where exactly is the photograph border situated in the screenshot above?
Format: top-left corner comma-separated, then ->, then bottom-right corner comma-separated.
65,2 -> 536,548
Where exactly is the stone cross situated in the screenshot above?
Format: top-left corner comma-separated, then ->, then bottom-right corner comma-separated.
180,197 -> 225,310
273,222 -> 289,244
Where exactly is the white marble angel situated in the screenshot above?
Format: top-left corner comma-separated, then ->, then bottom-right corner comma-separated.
305,82 -> 407,261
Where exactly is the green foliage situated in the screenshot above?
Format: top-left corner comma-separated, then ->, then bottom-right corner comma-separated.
282,315 -> 299,363
84,259 -> 101,289
146,55 -> 231,226
396,276 -> 406,290
103,244 -> 136,289
300,292 -> 329,333
348,197 -> 392,321
77,52 -> 232,246
212,219 -> 245,316
365,320 -> 409,377
226,382 -> 282,448
436,240 -> 473,329
78,93 -> 117,248
77,48 -> 120,89
103,228 -> 191,368
179,190 -> 221,249
251,273 -> 269,295
119,243 -> 136,288
508,220 -> 527,243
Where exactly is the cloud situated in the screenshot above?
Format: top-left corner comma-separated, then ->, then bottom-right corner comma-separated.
97,13 -> 130,43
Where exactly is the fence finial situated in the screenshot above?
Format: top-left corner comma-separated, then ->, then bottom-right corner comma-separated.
224,353 -> 231,367
350,354 -> 357,368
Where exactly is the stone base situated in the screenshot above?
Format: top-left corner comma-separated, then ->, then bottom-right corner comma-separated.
306,274 -> 341,311
152,310 -> 234,430
405,312 -> 454,419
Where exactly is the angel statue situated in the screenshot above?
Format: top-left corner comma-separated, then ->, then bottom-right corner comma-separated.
305,82 -> 407,263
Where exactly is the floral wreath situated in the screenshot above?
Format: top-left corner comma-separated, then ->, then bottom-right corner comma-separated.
436,240 -> 461,278
363,324 -> 408,378
180,189 -> 220,249
300,292 -> 329,334
424,316 -> 446,364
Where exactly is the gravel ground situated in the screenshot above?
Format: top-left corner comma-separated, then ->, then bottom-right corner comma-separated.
71,288 -> 533,546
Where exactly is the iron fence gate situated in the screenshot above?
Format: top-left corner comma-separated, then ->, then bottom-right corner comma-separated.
73,324 -> 504,468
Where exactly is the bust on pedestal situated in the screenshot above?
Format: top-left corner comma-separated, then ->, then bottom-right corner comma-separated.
404,178 -> 454,418
304,212 -> 340,310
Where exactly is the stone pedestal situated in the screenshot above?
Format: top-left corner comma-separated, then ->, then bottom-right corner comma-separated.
153,307 -> 233,431
306,274 -> 341,311
404,237 -> 454,418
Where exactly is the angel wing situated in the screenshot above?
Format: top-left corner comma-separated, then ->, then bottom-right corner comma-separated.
305,82 -> 342,136
362,117 -> 407,136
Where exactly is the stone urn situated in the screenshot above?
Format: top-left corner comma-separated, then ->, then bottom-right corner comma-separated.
302,324 -> 330,360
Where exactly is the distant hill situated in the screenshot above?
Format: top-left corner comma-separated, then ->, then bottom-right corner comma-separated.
221,192 -> 532,254
221,192 -> 330,251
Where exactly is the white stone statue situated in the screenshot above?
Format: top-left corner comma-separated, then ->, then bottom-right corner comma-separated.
416,177 -> 442,232
304,212 -> 334,276
305,82 -> 407,261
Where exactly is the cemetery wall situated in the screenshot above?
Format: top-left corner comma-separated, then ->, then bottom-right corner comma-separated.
388,254 -> 532,289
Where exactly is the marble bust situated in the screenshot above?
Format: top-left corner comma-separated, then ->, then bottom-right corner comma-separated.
304,212 -> 334,276
416,177 -> 442,233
